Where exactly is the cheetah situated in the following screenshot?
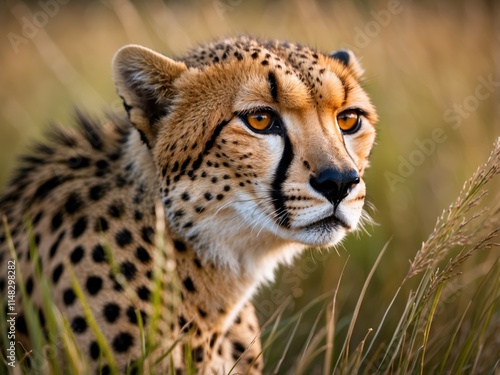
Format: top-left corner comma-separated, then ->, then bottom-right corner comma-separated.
0,36 -> 377,374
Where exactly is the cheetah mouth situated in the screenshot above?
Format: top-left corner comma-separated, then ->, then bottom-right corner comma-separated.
304,213 -> 351,231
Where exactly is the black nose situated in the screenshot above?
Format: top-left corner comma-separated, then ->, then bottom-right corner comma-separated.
309,168 -> 360,207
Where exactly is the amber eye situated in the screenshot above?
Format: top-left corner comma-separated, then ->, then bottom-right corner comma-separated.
337,109 -> 361,133
246,111 -> 273,131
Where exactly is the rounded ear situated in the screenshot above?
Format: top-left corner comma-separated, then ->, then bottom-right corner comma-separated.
112,45 -> 188,148
329,49 -> 364,80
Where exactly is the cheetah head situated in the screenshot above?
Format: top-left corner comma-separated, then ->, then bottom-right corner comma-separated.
112,38 -> 377,274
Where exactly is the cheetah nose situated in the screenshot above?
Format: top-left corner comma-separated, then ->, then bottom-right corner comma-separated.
309,168 -> 360,208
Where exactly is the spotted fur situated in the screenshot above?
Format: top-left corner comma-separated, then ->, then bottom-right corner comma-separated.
0,36 -> 377,374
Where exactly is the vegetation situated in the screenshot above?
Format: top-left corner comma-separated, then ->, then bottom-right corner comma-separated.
0,1 -> 497,373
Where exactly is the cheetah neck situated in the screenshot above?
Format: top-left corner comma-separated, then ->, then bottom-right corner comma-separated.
124,129 -> 304,330
169,228 -> 305,332
172,241 -> 258,331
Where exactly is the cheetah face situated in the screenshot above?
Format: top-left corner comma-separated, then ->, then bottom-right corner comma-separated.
113,40 -> 377,257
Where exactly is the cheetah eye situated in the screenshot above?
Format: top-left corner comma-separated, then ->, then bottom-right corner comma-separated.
239,108 -> 285,134
245,111 -> 274,131
337,109 -> 361,134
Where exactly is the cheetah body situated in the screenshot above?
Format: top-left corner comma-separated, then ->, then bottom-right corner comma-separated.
0,36 -> 377,374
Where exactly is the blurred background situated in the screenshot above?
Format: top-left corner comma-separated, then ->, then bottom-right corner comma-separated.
0,0 -> 498,373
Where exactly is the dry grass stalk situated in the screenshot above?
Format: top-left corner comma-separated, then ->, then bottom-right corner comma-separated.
405,137 -> 500,282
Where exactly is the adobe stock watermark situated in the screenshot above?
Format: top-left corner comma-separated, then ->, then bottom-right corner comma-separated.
385,74 -> 499,192
213,0 -> 244,20
343,0 -> 403,54
5,260 -> 17,368
7,0 -> 71,54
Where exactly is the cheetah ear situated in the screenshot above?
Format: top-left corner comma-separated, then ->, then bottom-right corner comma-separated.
112,44 -> 188,148
329,49 -> 364,80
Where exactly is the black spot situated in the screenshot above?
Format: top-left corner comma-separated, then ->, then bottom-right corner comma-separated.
26,277 -> 34,295
115,175 -> 127,188
70,245 -> 85,264
232,341 -> 246,360
34,176 -> 65,200
193,346 -> 204,362
127,362 -> 140,375
51,211 -> 64,232
95,159 -> 109,172
63,288 -> 76,306
17,315 -> 28,335
89,341 -> 100,360
94,217 -> 109,232
112,332 -> 134,353
174,209 -> 184,218
216,194 -> 224,200
39,310 -> 47,328
224,185 -> 230,192
72,216 -> 88,239
89,184 -> 107,201
137,285 -> 150,301
330,49 -> 350,66
135,246 -> 151,263
86,276 -> 103,295
52,263 -> 64,284
120,261 -> 137,281
115,229 -> 132,248
33,211 -> 43,225
49,231 -> 65,258
183,277 -> 196,292
34,233 -> 41,246
209,333 -> 218,348
193,258 -> 202,269
195,206 -> 204,214
68,156 -> 90,169
268,71 -> 278,102
204,192 -> 213,201
134,211 -> 143,221
99,365 -> 110,375
107,201 -> 124,218
181,192 -> 190,201
178,315 -> 189,332
65,192 -> 83,214
251,51 -> 259,59
126,306 -> 147,326
71,316 -> 87,334
197,307 -> 207,318
103,303 -> 121,323
92,244 -> 106,263
141,226 -> 154,244
180,156 -> 191,172
174,240 -> 186,252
